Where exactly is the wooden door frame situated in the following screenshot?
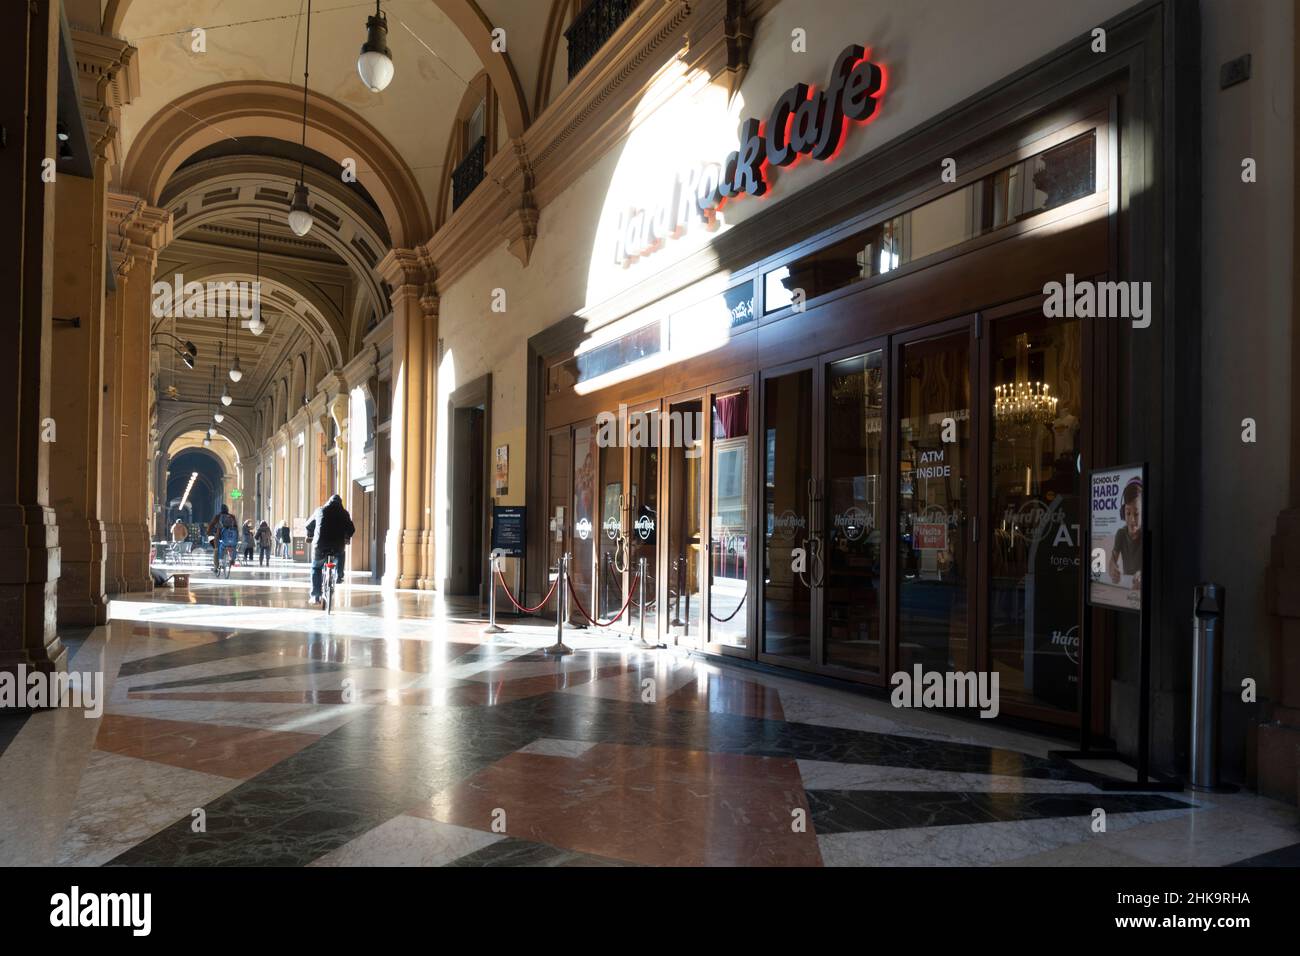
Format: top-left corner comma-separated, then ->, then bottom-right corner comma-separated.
445,373 -> 492,600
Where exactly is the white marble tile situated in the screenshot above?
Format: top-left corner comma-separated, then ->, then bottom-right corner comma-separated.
104,697 -> 371,735
518,738 -> 600,759
54,750 -> 237,866
309,814 -> 502,867
817,808 -> 1193,867
1106,808 -> 1300,866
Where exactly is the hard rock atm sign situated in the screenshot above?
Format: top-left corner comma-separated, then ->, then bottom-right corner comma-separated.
913,522 -> 947,551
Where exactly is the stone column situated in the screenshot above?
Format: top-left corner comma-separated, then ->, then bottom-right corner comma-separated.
0,0 -> 64,676
104,194 -> 171,594
378,249 -> 436,590
419,284 -> 439,590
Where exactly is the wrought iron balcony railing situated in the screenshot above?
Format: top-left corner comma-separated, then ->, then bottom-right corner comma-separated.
451,135 -> 487,212
565,0 -> 639,81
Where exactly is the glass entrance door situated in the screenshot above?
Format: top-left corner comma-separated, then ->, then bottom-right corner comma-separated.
823,348 -> 886,676
895,327 -> 974,674
666,397 -> 704,645
762,366 -> 814,661
627,405 -> 660,635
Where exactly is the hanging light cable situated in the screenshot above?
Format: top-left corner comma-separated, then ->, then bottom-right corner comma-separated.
288,0 -> 316,236
357,0 -> 394,92
230,283 -> 243,381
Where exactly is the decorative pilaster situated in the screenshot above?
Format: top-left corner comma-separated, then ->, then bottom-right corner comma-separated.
104,193 -> 171,594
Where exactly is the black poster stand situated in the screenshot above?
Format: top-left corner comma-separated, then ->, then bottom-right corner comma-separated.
1049,462 -> 1182,792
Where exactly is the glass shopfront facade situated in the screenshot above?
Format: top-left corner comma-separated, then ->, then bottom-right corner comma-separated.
537,91 -> 1121,729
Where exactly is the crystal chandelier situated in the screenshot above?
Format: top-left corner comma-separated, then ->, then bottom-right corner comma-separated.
993,381 -> 1057,430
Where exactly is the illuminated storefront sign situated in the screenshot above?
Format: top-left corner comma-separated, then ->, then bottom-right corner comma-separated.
614,43 -> 885,266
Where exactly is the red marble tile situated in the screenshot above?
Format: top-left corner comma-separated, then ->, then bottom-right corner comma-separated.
414,742 -> 822,866
93,713 -> 321,779
666,673 -> 785,720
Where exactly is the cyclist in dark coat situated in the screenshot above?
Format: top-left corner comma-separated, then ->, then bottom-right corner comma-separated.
305,494 -> 355,603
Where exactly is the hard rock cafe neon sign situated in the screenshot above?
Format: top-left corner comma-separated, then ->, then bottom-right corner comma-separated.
614,44 -> 885,266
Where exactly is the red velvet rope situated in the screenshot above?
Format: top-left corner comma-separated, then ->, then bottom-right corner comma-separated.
566,572 -> 640,627
493,568 -> 559,614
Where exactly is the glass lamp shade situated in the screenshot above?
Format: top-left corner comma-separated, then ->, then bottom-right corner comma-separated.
249,307 -> 265,336
288,182 -> 314,236
207,426 -> 216,438
229,356 -> 243,382
358,13 -> 393,92
203,437 -> 212,447
220,386 -> 233,407
358,49 -> 394,93
214,411 -> 224,424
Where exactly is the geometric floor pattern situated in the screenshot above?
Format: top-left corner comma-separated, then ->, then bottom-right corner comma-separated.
2,563 -> 1297,867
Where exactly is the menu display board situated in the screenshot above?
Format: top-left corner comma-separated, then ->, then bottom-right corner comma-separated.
1088,464 -> 1144,612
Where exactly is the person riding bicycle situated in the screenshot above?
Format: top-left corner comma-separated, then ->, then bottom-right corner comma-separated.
206,504 -> 239,573
305,494 -> 354,605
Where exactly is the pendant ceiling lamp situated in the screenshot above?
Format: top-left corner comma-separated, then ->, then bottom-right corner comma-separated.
357,0 -> 394,93
288,0 -> 316,237
249,219 -> 266,336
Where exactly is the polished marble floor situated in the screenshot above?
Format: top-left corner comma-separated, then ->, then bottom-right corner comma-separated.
1,563 -> 1297,867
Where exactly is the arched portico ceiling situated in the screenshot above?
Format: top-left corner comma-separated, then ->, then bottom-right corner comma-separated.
160,413 -> 254,467
162,157 -> 391,352
167,430 -> 242,477
153,257 -> 345,367
104,1 -> 530,143
121,81 -> 432,248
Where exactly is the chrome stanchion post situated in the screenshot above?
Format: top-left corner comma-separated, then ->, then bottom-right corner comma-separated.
483,549 -> 506,634
637,556 -> 655,647
545,552 -> 573,657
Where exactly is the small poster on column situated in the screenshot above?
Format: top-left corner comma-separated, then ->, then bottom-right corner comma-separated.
1088,464 -> 1144,612
495,444 -> 509,496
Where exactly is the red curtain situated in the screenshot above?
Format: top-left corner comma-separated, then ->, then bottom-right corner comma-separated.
713,390 -> 749,438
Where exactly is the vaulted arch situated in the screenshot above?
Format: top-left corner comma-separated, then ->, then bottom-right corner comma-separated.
121,81 -> 432,248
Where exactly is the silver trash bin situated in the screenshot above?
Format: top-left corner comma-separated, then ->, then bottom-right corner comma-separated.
1189,583 -> 1225,792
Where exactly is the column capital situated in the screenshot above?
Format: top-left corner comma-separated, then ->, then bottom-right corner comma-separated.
106,193 -> 172,278
377,247 -> 433,293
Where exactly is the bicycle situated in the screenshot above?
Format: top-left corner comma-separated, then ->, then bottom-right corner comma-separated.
320,552 -> 339,613
219,543 -> 235,578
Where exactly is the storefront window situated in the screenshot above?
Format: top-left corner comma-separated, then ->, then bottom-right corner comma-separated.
765,130 -> 1097,312
989,314 -> 1083,713
629,409 -> 659,633
897,333 -> 971,673
709,387 -> 750,648
824,351 -> 885,672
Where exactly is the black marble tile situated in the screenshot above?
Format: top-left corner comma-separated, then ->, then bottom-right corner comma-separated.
1226,841 -> 1300,867
126,661 -> 349,692
446,837 -> 634,867
105,702 -> 543,867
805,789 -> 1194,833
0,711 -> 30,760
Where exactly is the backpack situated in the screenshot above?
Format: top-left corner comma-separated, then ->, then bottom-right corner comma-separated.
218,513 -> 238,547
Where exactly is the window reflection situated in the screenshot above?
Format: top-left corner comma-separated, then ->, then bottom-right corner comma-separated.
989,314 -> 1083,713
710,387 -> 750,648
